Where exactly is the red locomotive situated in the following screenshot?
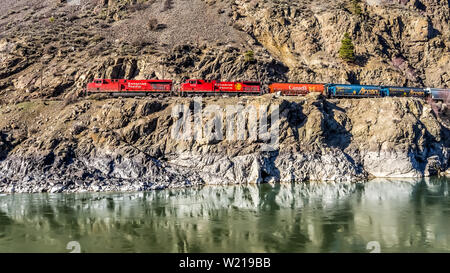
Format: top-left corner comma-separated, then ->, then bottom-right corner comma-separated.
180,79 -> 261,95
268,83 -> 325,96
86,79 -> 173,95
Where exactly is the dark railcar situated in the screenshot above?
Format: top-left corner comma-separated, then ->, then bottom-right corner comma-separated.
327,84 -> 384,98
384,86 -> 427,98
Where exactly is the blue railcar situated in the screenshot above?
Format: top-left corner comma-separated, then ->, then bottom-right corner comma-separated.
426,88 -> 449,101
326,84 -> 384,98
384,86 -> 427,98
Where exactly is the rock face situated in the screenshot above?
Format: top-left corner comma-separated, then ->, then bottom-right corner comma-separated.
0,1 -> 449,193
0,95 -> 448,193
0,0 -> 449,104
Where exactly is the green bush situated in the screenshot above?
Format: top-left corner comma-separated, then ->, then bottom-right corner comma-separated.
339,33 -> 356,62
244,50 -> 255,63
351,0 -> 362,15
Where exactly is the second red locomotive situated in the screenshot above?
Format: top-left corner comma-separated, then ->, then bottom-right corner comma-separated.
180,79 -> 261,96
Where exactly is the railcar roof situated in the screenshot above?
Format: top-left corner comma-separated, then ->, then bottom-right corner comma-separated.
383,86 -> 422,88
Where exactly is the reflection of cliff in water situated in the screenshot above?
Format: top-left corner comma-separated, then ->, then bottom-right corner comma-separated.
0,178 -> 449,253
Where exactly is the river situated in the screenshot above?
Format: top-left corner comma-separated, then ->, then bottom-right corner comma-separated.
0,177 -> 449,253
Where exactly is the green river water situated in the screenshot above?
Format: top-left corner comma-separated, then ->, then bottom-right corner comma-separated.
0,177 -> 450,253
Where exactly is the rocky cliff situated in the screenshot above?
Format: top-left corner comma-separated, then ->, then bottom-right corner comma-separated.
0,94 -> 448,193
0,0 -> 449,193
0,0 -> 449,104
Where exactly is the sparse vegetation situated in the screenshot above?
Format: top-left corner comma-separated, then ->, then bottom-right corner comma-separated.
339,33 -> 356,62
147,18 -> 166,32
27,127 -> 39,136
0,0 -> 447,106
128,2 -> 150,12
44,45 -> 57,54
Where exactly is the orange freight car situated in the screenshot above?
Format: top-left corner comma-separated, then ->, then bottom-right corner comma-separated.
268,83 -> 326,96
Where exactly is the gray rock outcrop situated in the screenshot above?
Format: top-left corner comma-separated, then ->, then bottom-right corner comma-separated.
0,95 -> 448,193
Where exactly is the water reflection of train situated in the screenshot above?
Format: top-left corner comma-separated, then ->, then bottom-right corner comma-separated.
86,79 -> 449,101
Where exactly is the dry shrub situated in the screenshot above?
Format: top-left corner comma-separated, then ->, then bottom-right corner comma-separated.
128,2 -> 149,12
148,18 -> 158,30
428,96 -> 440,116
162,0 -> 174,11
44,44 -> 57,54
72,123 -> 87,135
110,13 -> 163,47
148,18 -> 166,31
89,43 -> 105,56
67,14 -> 79,22
27,127 -> 39,136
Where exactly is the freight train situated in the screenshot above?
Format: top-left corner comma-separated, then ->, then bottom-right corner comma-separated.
86,79 -> 449,101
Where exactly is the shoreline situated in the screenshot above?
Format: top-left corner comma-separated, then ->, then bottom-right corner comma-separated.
0,174 -> 449,195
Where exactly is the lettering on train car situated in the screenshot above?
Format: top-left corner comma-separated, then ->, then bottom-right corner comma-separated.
359,88 -> 379,95
410,91 -> 425,96
288,86 -> 308,91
